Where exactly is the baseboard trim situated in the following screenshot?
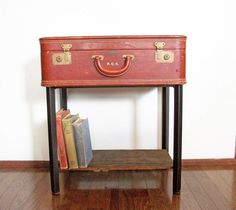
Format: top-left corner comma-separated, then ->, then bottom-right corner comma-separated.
0,159 -> 235,169
182,158 -> 236,167
0,161 -> 49,169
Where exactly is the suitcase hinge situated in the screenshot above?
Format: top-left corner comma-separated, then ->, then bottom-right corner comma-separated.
52,44 -> 72,65
154,42 -> 174,63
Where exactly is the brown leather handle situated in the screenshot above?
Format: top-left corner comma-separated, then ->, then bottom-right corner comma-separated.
92,55 -> 134,77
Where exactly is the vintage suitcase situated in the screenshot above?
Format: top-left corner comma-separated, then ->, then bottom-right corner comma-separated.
39,35 -> 186,87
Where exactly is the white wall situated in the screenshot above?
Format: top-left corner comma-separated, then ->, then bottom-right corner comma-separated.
0,0 -> 235,160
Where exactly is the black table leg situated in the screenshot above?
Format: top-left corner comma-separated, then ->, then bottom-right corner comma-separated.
60,88 -> 67,110
162,87 -> 169,151
173,85 -> 183,194
46,87 -> 60,194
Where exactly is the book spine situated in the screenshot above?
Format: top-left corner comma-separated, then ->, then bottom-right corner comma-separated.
82,119 -> 93,167
73,123 -> 86,168
56,115 -> 68,169
73,119 -> 93,168
62,118 -> 78,169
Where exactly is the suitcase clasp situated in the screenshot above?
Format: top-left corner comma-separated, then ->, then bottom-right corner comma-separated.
52,44 -> 72,65
155,42 -> 174,63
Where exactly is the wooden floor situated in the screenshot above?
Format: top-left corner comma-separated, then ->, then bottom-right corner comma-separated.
0,166 -> 236,210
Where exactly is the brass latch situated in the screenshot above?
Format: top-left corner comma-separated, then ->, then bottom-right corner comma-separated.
52,44 -> 72,65
155,42 -> 174,63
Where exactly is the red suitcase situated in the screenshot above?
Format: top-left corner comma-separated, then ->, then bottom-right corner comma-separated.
39,35 -> 186,87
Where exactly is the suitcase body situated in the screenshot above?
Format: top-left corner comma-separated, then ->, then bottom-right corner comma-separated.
40,35 -> 186,87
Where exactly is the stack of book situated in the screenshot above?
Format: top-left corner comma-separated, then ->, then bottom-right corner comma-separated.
56,109 -> 93,169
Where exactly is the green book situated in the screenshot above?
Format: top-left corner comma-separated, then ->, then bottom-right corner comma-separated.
73,118 -> 93,168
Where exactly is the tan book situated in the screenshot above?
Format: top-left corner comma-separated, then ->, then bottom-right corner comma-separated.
62,114 -> 80,169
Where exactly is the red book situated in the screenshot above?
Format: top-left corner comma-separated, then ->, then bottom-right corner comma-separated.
56,109 -> 70,169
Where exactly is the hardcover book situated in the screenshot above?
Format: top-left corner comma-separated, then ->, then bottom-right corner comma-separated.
56,109 -> 70,169
72,118 -> 93,168
62,114 -> 80,169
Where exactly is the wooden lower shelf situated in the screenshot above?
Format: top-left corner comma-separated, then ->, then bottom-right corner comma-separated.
67,149 -> 172,171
